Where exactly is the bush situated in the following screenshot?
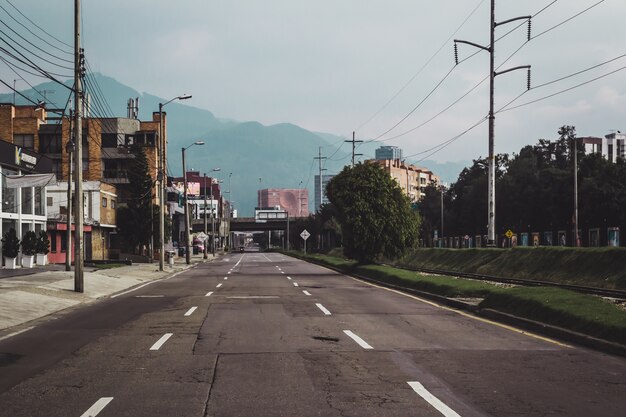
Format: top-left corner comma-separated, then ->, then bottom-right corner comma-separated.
21,231 -> 38,256
2,228 -> 20,258
36,231 -> 50,255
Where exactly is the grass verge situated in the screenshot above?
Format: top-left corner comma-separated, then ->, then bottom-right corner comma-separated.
287,251 -> 626,346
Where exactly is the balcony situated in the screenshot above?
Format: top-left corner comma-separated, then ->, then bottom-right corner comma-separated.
102,169 -> 129,184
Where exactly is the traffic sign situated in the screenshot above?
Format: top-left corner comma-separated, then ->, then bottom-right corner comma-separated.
300,229 -> 310,241
505,229 -> 514,239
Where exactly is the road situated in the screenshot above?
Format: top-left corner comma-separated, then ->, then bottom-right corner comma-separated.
0,252 -> 624,416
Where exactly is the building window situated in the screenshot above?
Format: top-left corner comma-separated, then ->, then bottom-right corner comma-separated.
102,197 -> 107,207
39,133 -> 63,153
47,196 -> 53,206
22,187 -> 33,214
14,134 -> 35,149
50,231 -> 57,253
51,160 -> 63,178
111,199 -> 116,209
60,232 -> 67,252
101,133 -> 118,148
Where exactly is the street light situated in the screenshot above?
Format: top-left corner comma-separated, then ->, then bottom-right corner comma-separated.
204,168 -> 220,259
182,140 -> 204,265
228,172 -> 233,249
158,94 -> 192,271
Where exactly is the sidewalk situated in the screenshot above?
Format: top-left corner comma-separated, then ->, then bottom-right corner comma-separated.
0,253 -> 213,335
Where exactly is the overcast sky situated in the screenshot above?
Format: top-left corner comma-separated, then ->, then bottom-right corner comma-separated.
1,0 -> 624,164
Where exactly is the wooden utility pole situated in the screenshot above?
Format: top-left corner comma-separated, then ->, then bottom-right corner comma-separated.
74,0 -> 84,292
65,110 -> 73,272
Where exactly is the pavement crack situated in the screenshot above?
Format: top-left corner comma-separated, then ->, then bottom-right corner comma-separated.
202,353 -> 220,417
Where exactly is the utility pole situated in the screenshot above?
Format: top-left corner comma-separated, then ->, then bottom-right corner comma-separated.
314,147 -> 327,250
203,174 -> 208,259
573,136 -> 579,247
65,110 -> 74,272
344,131 -> 363,167
73,0 -> 84,292
315,147 -> 327,211
441,184 -> 444,248
455,0 -> 531,247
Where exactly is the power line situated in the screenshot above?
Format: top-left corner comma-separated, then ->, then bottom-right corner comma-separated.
354,0 -> 486,133
499,64 -> 626,113
1,0 -> 73,52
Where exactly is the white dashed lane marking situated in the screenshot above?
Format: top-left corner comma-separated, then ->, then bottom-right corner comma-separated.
150,333 -> 173,351
315,303 -> 331,316
184,307 -> 198,317
343,330 -> 373,349
407,381 -> 461,417
80,397 -> 114,417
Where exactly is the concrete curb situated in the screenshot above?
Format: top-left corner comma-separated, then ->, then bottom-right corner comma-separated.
289,253 -> 626,358
0,256 -> 213,337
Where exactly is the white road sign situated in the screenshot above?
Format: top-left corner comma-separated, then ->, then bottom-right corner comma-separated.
300,230 -> 311,241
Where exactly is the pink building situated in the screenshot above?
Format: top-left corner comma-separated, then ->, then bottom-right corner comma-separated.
257,189 -> 309,217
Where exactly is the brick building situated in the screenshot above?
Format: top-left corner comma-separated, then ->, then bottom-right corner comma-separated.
0,103 -> 167,262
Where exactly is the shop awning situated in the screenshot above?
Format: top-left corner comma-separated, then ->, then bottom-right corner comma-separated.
6,173 -> 57,188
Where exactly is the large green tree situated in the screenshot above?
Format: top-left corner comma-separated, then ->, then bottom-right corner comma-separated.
325,162 -> 420,263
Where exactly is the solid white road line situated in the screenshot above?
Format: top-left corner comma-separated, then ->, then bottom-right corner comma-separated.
293,282 -> 299,287
80,397 -> 114,417
184,307 -> 198,317
150,333 -> 173,351
135,295 -> 164,298
235,254 -> 244,267
0,326 -> 34,342
303,290 -> 311,296
205,291 -> 214,297
316,303 -> 331,316
216,283 -> 223,288
343,330 -> 374,349
407,381 -> 461,417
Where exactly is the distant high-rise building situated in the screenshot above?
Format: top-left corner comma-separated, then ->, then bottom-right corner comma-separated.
375,145 -> 403,161
314,174 -> 334,211
257,188 -> 309,217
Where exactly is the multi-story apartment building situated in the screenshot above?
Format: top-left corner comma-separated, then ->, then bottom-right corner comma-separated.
0,103 -> 168,262
368,158 -> 439,202
258,188 -> 309,217
582,132 -> 626,162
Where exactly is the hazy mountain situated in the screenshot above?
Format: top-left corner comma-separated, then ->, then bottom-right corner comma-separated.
1,74 -> 468,215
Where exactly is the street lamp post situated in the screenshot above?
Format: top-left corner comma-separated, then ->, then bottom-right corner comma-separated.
158,94 -> 192,271
182,141 -> 204,265
204,168 -> 220,259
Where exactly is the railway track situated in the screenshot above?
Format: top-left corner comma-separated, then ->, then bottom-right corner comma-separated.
400,265 -> 626,299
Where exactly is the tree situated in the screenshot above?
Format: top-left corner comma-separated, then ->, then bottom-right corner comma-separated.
326,162 -> 420,263
116,146 -> 155,254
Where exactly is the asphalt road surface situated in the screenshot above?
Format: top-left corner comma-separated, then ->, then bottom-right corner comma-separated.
0,252 -> 624,416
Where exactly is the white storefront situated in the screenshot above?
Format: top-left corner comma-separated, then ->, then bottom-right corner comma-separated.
0,140 -> 52,260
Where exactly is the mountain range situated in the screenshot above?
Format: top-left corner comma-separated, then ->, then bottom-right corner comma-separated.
1,74 -> 468,215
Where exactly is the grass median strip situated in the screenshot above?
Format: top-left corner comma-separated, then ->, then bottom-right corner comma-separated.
288,252 -> 626,346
